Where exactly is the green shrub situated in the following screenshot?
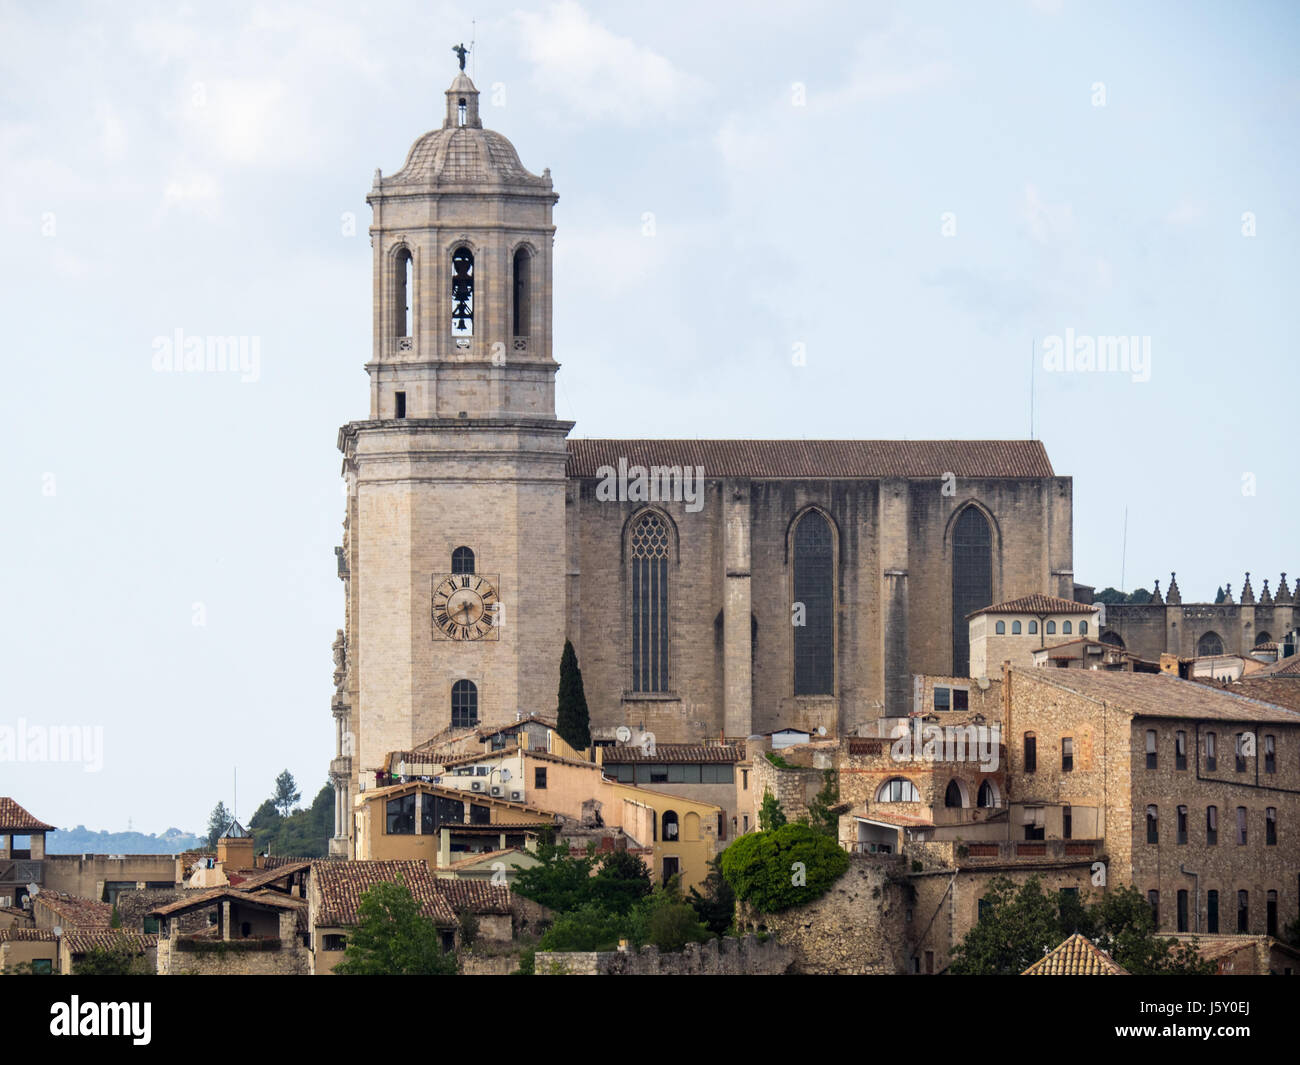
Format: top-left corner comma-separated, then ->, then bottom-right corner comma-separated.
720,822 -> 850,912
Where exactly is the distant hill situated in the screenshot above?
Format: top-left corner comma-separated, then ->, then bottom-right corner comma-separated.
45,825 -> 205,855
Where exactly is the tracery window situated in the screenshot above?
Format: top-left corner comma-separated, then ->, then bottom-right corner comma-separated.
951,507 -> 992,675
793,510 -> 834,695
630,513 -> 669,692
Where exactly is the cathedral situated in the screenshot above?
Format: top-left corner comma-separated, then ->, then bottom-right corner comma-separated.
327,69 -> 1075,854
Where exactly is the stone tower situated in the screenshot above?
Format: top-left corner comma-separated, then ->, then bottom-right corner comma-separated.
330,70 -> 571,854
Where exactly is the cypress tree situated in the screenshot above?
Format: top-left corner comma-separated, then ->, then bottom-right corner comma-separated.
556,639 -> 591,751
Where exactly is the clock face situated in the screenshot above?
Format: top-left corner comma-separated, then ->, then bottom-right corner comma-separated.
432,573 -> 500,641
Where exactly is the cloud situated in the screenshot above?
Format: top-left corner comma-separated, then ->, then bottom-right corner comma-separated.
515,1 -> 707,123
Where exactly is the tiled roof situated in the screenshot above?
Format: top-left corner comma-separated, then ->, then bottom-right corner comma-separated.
477,715 -> 555,738
1213,676 -> 1300,713
224,861 -> 311,892
310,860 -> 456,927
1023,934 -> 1128,975
601,744 -> 743,765
970,594 -> 1098,618
446,847 -> 520,869
62,931 -> 157,955
148,888 -> 305,918
0,798 -> 55,833
32,891 -> 113,929
0,927 -> 57,942
1019,668 -> 1300,724
1254,655 -> 1300,678
437,879 -> 512,915
361,780 -> 556,817
566,439 -> 1056,480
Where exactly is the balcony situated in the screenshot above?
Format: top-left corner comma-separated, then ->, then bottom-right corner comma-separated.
0,859 -> 43,886
957,839 -> 1103,864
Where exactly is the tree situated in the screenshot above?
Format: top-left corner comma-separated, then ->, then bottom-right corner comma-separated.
333,876 -> 456,975
590,850 -> 652,914
273,770 -> 301,818
949,875 -> 1061,975
805,770 -> 840,837
249,799 -> 283,853
688,856 -> 736,937
720,822 -> 849,913
457,907 -> 480,950
512,837 -> 598,913
72,933 -> 149,976
1093,587 -> 1126,605
633,885 -> 713,952
1215,586 -> 1226,604
1089,886 -> 1215,975
555,640 -> 591,751
758,790 -> 786,831
205,802 -> 232,849
1126,587 -> 1152,604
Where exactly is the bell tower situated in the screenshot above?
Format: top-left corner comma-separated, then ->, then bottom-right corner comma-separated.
330,64 -> 572,855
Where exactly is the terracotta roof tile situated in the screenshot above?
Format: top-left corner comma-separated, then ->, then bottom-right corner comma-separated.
310,860 -> 456,927
1023,934 -> 1128,975
970,594 -> 1098,618
0,798 -> 55,833
32,891 -> 113,929
566,439 -> 1055,480
437,879 -> 512,915
601,744 -> 743,764
148,887 -> 304,918
0,927 -> 57,942
62,931 -> 157,955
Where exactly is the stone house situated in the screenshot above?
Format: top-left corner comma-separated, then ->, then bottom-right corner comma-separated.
150,888 -> 309,975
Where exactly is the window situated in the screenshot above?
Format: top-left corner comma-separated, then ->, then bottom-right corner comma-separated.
1062,804 -> 1072,839
451,680 -> 478,729
717,813 -> 726,841
1062,621 -> 1072,635
1146,729 -> 1157,769
953,689 -> 969,711
1267,890 -> 1279,937
978,781 -> 996,808
1028,620 -> 1038,634
742,814 -> 749,833
451,546 -> 475,575
878,777 -> 920,803
995,620 -> 1006,635
1146,805 -> 1158,844
395,391 -> 406,419
1237,890 -> 1249,933
742,769 -> 749,790
1206,805 -> 1218,845
793,510 -> 834,695
1148,890 -> 1159,927
1079,621 -> 1088,635
470,803 -> 490,825
1206,731 -> 1217,771
323,934 -> 347,952
512,246 -> 532,337
934,686 -> 950,711
1235,733 -> 1247,773
1012,620 -> 1022,634
1046,621 -> 1056,635
662,810 -> 679,841
1175,730 -> 1187,771
701,764 -> 734,784
31,959 -> 52,975
1062,736 -> 1074,773
1024,732 -> 1037,773
1208,890 -> 1220,933
1198,631 -> 1224,657
1265,734 -> 1276,774
1177,890 -> 1189,933
944,780 -> 963,808
1177,805 -> 1188,845
1266,807 -> 1276,846
951,506 -> 992,675
451,247 -> 474,337
386,794 -> 415,835
925,950 -> 935,974
534,767 -> 547,789
630,512 -> 670,692
394,247 -> 413,337
1236,806 -> 1247,845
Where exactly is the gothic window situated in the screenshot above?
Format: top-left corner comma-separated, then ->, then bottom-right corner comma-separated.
1256,631 -> 1272,646
451,679 -> 478,729
395,247 -> 413,338
951,507 -> 992,675
944,780 -> 963,808
1198,631 -> 1224,657
630,512 -> 670,692
513,247 -> 532,337
978,781 -> 996,808
451,247 -> 474,337
1148,890 -> 1159,926
877,777 -> 920,803
452,546 -> 475,575
1268,890 -> 1279,937
1101,630 -> 1123,648
793,510 -> 834,695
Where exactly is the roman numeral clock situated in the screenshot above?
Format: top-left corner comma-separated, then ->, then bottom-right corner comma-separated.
432,574 -> 501,641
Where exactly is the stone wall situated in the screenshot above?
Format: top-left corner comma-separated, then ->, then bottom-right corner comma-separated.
535,934 -> 790,975
750,747 -> 824,827
156,939 -> 309,975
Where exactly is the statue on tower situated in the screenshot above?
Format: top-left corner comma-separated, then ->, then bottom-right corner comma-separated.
452,42 -> 469,71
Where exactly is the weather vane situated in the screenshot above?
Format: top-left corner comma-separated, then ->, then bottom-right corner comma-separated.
452,42 -> 469,71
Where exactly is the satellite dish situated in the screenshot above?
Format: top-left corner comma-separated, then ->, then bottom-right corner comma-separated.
398,761 -> 407,776
817,726 -> 827,736
615,726 -> 632,744
500,769 -> 511,782
53,925 -> 62,937
26,883 -> 39,897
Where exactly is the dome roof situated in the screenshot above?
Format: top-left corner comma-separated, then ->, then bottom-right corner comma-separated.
381,72 -> 551,190
386,125 -> 550,188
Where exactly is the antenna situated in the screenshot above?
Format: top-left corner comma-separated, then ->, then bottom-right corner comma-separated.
1029,335 -> 1035,439
233,767 -> 237,824
1120,506 -> 1128,593
471,19 -> 476,80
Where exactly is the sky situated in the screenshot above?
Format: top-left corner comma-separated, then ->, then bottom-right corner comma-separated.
1,0 -> 1296,835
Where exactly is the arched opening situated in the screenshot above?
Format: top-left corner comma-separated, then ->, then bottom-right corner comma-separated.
876,777 -> 920,803
793,510 -> 834,695
1012,621 -> 1022,634
451,247 -> 474,337
683,811 -> 700,841
394,247 -> 413,338
1101,631 -> 1124,649
977,781 -> 997,808
1062,621 -> 1072,635
451,546 -> 475,575
451,680 -> 478,729
1028,620 -> 1038,634
661,810 -> 679,841
951,506 -> 992,675
1255,631 -> 1272,646
457,97 -> 467,126
995,620 -> 1006,635
1198,631 -> 1224,657
944,780 -> 964,808
1079,621 -> 1088,635
512,247 -> 532,337
630,512 -> 670,692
